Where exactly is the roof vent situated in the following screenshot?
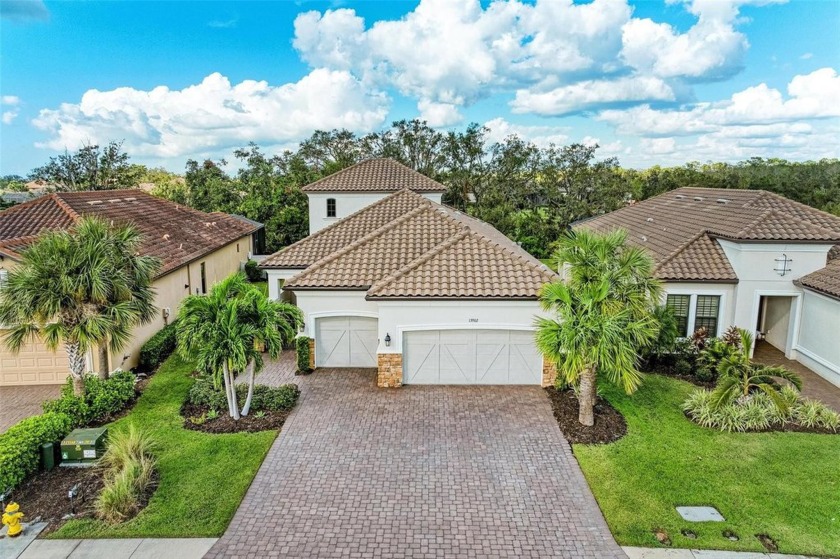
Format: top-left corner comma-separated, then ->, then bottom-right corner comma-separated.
640,235 -> 648,242
162,234 -> 170,241
675,194 -> 685,199
716,198 -> 729,204
125,197 -> 136,201
693,196 -> 704,202
108,198 -> 121,203
87,200 -> 103,205
646,217 -> 654,222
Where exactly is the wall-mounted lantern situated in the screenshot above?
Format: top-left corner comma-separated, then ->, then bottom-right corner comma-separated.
384,333 -> 391,347
774,253 -> 792,277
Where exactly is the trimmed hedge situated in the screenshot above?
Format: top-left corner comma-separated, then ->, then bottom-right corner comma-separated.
138,321 -> 178,373
296,336 -> 312,374
43,371 -> 137,428
0,412 -> 73,491
187,377 -> 299,414
244,259 -> 263,282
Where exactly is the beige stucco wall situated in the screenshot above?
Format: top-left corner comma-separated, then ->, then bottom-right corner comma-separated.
1,235 -> 252,383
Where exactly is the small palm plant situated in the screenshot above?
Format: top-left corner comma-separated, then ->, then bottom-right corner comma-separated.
710,328 -> 802,411
176,273 -> 302,420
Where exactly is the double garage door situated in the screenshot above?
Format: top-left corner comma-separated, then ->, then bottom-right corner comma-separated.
0,332 -> 69,386
404,329 -> 541,385
316,316 -> 378,368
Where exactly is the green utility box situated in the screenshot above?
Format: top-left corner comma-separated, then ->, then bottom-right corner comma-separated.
60,427 -> 108,467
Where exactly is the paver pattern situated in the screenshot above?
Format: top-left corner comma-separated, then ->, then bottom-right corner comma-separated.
0,384 -> 62,433
208,352 -> 624,558
754,341 -> 840,412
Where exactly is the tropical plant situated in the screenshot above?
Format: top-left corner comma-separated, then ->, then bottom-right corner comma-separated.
696,338 -> 740,383
176,273 -> 302,420
710,328 -> 802,411
95,424 -> 157,524
536,229 -> 661,426
0,218 -> 159,394
644,304 -> 680,358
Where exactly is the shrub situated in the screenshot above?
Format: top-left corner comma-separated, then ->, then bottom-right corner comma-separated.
187,377 -> 228,412
0,412 -> 73,491
95,424 -> 156,524
296,336 -> 312,374
683,388 -> 839,433
43,371 -> 136,428
188,379 -> 299,414
674,358 -> 693,376
254,384 -> 299,412
244,259 -> 263,282
138,321 -> 178,373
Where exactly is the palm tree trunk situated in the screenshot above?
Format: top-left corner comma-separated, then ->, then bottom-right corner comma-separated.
65,341 -> 86,397
222,362 -> 236,418
241,360 -> 256,417
228,368 -> 240,421
578,366 -> 597,427
97,343 -> 109,380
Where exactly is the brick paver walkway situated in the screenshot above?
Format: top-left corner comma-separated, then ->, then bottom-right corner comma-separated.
207,352 -> 624,558
0,384 -> 63,433
754,341 -> 840,412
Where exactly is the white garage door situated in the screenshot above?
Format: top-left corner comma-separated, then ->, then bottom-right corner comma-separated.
316,316 -> 378,368
0,332 -> 70,386
403,329 -> 542,385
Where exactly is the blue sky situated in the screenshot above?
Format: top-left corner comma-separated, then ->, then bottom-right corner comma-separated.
1,0 -> 838,175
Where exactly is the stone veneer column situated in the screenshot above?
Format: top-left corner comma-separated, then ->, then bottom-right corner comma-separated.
377,353 -> 402,388
541,357 -> 558,388
308,338 -> 316,370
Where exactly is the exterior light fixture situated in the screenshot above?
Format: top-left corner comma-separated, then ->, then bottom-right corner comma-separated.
384,333 -> 391,347
774,254 -> 792,277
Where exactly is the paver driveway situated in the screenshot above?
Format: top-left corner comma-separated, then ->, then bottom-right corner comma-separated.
207,354 -> 624,559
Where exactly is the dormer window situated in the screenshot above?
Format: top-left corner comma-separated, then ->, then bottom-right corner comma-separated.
326,198 -> 336,218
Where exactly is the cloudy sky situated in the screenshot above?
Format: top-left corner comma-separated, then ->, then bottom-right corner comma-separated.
1,0 -> 838,175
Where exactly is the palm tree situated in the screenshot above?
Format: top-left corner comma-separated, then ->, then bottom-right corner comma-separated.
536,229 -> 661,426
710,328 -> 802,411
0,218 -> 159,395
176,273 -> 302,419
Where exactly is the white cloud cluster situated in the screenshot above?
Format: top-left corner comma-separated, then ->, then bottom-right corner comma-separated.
293,0 -> 778,119
2,95 -> 20,125
483,117 -> 569,148
32,70 -> 389,157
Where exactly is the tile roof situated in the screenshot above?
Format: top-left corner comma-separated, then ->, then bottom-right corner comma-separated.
301,158 -> 446,193
260,189 -> 429,269
798,258 -> 840,300
0,190 -> 257,277
367,230 -> 557,299
576,187 -> 840,282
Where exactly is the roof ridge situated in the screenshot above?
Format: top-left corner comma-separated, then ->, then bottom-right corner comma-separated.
0,192 -> 62,220
300,157 -> 446,192
285,204 -> 434,286
300,159 -> 372,191
368,231 -> 470,294
262,189 -> 426,265
653,230 -> 709,273
50,193 -> 83,223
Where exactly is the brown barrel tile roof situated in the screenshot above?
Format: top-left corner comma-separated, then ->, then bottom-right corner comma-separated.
798,259 -> 840,300
577,187 -> 840,282
367,230 -> 557,299
300,158 -> 446,193
0,190 -> 257,277
260,189 -> 429,269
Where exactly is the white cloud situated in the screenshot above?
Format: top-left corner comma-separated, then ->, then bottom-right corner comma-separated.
511,76 -> 674,116
484,117 -> 569,148
1,0 -> 49,21
32,70 -> 390,158
2,110 -> 19,125
293,0 -> 776,116
2,96 -> 20,106
641,137 -> 676,154
800,52 -> 813,60
417,100 -> 462,127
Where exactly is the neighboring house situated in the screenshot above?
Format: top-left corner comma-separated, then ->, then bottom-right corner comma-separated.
262,158 -> 557,387
302,157 -> 445,234
0,189 -> 259,386
578,187 -> 840,387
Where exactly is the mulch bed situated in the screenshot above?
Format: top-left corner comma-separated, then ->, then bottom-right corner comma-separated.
5,466 -> 103,536
544,387 -> 627,444
180,402 -> 292,434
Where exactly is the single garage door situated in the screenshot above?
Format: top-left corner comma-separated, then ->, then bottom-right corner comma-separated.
403,329 -> 541,385
0,331 -> 70,386
316,316 -> 378,368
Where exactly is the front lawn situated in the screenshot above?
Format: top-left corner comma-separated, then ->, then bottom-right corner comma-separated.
574,374 -> 840,556
51,355 -> 277,538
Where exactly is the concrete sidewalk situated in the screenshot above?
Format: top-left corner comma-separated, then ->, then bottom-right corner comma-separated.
624,546 -> 814,559
15,537 -> 217,559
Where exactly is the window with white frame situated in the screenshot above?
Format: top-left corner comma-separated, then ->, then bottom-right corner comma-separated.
666,293 -> 722,337
326,198 -> 336,218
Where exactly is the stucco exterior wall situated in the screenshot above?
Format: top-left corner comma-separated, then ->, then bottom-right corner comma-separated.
796,290 -> 840,387
763,296 -> 792,352
266,269 -> 303,301
293,290 -> 379,339
662,282 -> 737,337
307,192 -> 443,234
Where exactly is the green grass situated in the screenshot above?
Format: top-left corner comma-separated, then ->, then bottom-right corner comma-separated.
51,355 -> 277,538
574,374 -> 840,556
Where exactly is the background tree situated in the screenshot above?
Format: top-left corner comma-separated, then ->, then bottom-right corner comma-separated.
536,229 -> 661,426
0,218 -> 160,394
29,141 -> 141,191
176,273 -> 302,420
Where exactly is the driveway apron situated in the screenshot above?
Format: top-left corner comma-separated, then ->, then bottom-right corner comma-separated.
207,358 -> 625,558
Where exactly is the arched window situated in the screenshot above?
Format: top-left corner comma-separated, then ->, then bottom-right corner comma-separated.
326,198 -> 336,217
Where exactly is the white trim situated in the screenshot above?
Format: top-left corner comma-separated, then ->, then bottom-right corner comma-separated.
394,323 -> 535,352
794,345 -> 840,377
663,288 -> 728,337
750,290 -> 802,358
307,310 -> 379,338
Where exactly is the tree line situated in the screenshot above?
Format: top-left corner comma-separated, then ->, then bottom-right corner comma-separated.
5,120 -> 839,257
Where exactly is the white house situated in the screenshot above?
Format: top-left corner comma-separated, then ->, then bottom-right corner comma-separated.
577,187 -> 840,387
261,158 -> 557,387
